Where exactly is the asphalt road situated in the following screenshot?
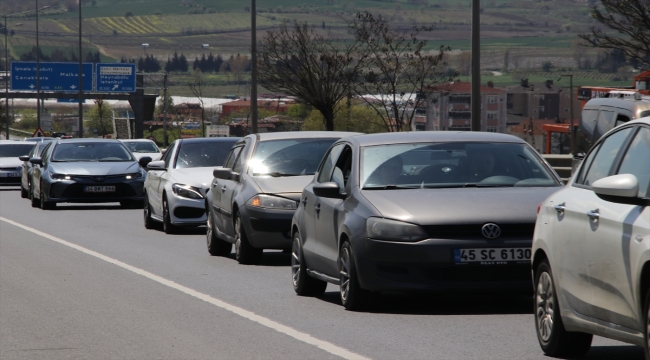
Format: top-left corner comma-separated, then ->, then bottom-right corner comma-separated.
0,188 -> 644,360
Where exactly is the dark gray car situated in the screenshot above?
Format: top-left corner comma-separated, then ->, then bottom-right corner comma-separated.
19,140 -> 52,199
205,131 -> 359,264
290,131 -> 563,310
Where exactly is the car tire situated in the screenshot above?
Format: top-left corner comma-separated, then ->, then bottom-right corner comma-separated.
339,241 -> 370,311
292,231 -> 327,296
30,184 -> 39,208
234,213 -> 262,265
162,197 -> 178,234
20,186 -> 28,199
535,259 -> 592,358
644,287 -> 650,360
143,193 -> 156,229
40,190 -> 55,210
206,209 -> 231,256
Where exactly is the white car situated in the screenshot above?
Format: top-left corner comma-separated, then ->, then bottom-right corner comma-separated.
532,118 -> 650,358
120,139 -> 163,161
0,141 -> 35,187
143,137 -> 239,234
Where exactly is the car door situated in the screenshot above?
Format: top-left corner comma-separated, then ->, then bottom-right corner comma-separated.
149,141 -> 176,216
22,144 -> 37,189
33,142 -> 54,198
301,143 -> 345,271
313,144 -> 353,277
583,125 -> 650,330
213,145 -> 243,235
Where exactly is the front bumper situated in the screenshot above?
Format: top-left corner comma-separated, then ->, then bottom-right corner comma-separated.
168,193 -> 207,226
46,177 -> 145,203
0,170 -> 22,185
351,237 -> 533,293
240,205 -> 294,249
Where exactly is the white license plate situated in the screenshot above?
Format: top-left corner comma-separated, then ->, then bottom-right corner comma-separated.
8,173 -> 21,177
84,186 -> 116,193
454,248 -> 531,264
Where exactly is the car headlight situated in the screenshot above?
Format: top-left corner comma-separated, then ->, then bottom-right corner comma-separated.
172,183 -> 204,199
366,217 -> 427,242
51,173 -> 71,180
125,172 -> 143,180
246,194 -> 298,210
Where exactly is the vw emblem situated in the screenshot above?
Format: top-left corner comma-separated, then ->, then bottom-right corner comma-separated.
442,167 -> 452,173
93,176 -> 105,182
482,223 -> 501,239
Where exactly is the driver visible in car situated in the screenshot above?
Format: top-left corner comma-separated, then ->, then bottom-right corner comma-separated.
367,156 -> 403,185
466,152 -> 496,181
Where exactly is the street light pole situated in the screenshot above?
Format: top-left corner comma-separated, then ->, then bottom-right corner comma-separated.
163,72 -> 168,147
560,74 -> 574,153
471,0 -> 481,131
250,0 -> 258,134
4,17 -> 9,140
36,0 -> 41,129
78,0 -> 83,138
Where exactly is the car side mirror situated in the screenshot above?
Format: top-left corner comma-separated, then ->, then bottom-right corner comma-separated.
592,174 -> 647,205
213,167 -> 240,182
147,160 -> 166,171
139,156 -> 153,168
313,182 -> 346,199
29,157 -> 43,166
19,155 -> 30,162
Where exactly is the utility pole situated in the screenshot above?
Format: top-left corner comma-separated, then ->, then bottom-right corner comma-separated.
163,73 -> 168,147
78,0 -> 83,138
36,0 -> 41,129
560,74 -> 574,153
4,17 -> 9,140
471,0 -> 481,131
250,0 -> 258,134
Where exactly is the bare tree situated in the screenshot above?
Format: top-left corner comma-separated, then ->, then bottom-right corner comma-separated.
88,98 -> 112,138
188,70 -> 206,137
258,20 -> 366,131
579,0 -> 650,68
349,11 -> 455,132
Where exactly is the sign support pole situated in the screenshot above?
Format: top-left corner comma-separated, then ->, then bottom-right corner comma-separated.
36,0 -> 41,129
78,0 -> 83,138
471,0 -> 481,131
163,73 -> 168,147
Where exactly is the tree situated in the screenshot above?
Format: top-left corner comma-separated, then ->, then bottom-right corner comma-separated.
87,98 -> 112,138
258,20 -> 366,131
349,11 -> 455,132
188,70 -> 206,137
301,101 -> 385,133
579,0 -> 650,69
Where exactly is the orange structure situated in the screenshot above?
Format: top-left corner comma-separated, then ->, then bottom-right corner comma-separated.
541,123 -> 571,154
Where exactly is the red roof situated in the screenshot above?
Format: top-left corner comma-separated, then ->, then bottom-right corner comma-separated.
430,81 -> 504,93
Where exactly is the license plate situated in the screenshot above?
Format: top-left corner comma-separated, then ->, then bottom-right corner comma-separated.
84,186 -> 116,193
454,248 -> 531,264
8,173 -> 21,177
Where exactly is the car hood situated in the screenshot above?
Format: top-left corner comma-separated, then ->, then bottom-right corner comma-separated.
50,161 -> 141,176
0,157 -> 24,168
171,167 -> 216,189
132,152 -> 162,161
360,187 -> 560,225
251,175 -> 313,196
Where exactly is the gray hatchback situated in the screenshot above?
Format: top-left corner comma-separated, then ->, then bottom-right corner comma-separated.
290,131 -> 563,310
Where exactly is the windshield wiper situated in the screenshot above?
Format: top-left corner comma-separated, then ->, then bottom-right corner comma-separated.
422,183 -> 512,189
265,172 -> 303,177
362,184 -> 419,190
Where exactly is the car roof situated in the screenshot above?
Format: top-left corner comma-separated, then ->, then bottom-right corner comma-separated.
119,139 -> 156,142
627,117 -> 650,126
179,137 -> 241,143
341,131 -> 528,147
0,140 -> 35,144
249,131 -> 361,142
50,138 -> 122,144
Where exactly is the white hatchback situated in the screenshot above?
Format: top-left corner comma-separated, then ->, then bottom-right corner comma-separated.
532,118 -> 650,358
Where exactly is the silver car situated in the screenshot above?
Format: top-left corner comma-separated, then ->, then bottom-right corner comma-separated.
532,118 -> 650,358
1,140 -> 35,187
291,132 -> 563,310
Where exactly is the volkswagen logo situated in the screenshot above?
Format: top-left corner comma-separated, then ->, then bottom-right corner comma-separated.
93,177 -> 105,182
481,223 -> 501,239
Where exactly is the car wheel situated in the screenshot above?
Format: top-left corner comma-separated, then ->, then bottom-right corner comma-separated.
40,190 -> 55,210
339,241 -> 370,311
234,213 -> 262,265
206,209 -> 232,256
644,287 -> 650,360
535,259 -> 592,358
30,183 -> 39,208
292,231 -> 327,296
143,193 -> 156,229
20,186 -> 28,199
162,197 -> 178,234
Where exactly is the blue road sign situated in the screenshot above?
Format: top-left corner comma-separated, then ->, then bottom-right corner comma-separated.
95,63 -> 136,93
57,98 -> 85,103
11,62 -> 94,92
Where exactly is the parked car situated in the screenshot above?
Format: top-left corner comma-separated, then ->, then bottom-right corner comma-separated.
532,118 -> 650,358
19,139 -> 53,198
206,131 -> 359,264
120,139 -> 163,161
290,132 -> 564,310
143,137 -> 239,233
0,140 -> 35,186
29,139 -> 149,210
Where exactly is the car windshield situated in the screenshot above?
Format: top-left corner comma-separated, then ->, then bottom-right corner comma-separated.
249,138 -> 338,177
361,142 -> 559,189
175,141 -> 236,169
122,141 -> 160,153
36,141 -> 52,156
51,142 -> 134,162
0,143 -> 35,157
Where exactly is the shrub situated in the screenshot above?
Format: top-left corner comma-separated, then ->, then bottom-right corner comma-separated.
125,11 -> 134,18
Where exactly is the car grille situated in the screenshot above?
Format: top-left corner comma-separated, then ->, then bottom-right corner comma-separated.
173,206 -> 205,219
422,224 -> 535,240
0,167 -> 21,171
57,184 -> 137,199
425,265 -> 531,283
0,177 -> 21,184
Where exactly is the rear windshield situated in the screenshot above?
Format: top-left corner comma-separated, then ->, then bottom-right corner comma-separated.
52,142 -> 134,162
248,138 -> 338,176
175,140 -> 237,169
0,143 -> 35,157
122,141 -> 160,153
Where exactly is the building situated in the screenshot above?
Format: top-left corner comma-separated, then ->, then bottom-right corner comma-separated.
220,99 -> 295,119
425,81 -> 507,132
505,79 -> 581,126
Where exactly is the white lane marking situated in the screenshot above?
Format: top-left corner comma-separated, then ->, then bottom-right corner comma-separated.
1,217 -> 370,360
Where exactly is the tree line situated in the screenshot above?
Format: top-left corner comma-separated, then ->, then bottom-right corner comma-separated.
119,52 -> 252,74
19,47 -> 102,63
